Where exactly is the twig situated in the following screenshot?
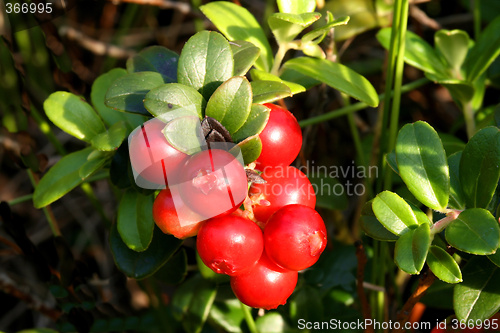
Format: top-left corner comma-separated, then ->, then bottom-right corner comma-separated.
410,5 -> 442,30
108,0 -> 191,14
393,270 -> 437,333
59,26 -> 136,59
355,241 -> 375,333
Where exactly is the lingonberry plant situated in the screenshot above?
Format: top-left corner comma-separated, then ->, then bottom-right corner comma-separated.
2,0 -> 500,332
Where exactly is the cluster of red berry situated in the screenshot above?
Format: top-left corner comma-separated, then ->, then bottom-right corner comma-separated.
128,104 -> 327,309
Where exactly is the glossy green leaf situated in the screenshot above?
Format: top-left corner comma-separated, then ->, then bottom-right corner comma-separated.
177,31 -> 233,101
144,83 -> 205,122
396,121 -> 450,211
301,15 -> 350,44
386,151 -> 400,175
200,2 -> 273,72
126,45 -> 178,82
448,152 -> 466,210
395,223 -> 431,274
289,285 -> 323,324
230,40 -> 260,76
232,135 -> 262,165
90,121 -> 127,151
209,298 -> 245,333
435,30 -> 469,71
251,69 -> 306,95
78,151 -> 110,179
454,256 -> 500,321
407,200 -> 432,226
372,191 -> 419,236
205,76 -> 252,134
301,42 -> 325,58
426,73 -> 475,105
277,0 -> 316,14
109,222 -> 182,279
445,208 -> 500,255
268,12 -> 321,44
44,91 -> 106,142
251,80 -> 292,104
231,104 -> 270,143
377,28 -> 448,76
439,132 -> 466,156
172,275 -> 203,320
308,172 -> 349,211
183,279 -> 217,333
488,250 -> 500,267
91,68 -> 146,130
427,245 -> 462,284
283,57 -> 379,107
105,71 -> 166,115
162,116 -> 205,155
117,190 -> 154,252
33,147 -> 93,208
153,248 -> 188,285
459,126 -> 500,208
256,312 -> 289,333
464,16 -> 500,82
360,200 -> 398,242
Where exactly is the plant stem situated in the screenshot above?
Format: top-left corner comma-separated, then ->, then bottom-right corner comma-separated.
240,302 -> 258,333
298,78 -> 429,128
7,194 -> 33,206
271,44 -> 289,76
431,210 -> 462,234
463,101 -> 476,139
473,0 -> 481,40
355,242 -> 375,333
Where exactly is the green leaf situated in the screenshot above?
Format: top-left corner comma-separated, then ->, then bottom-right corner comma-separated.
209,298 -> 245,333
427,245 -> 462,284
448,152 -> 466,210
44,91 -> 106,142
196,251 -> 229,283
268,12 -> 321,45
454,256 -> 500,321
230,40 -> 260,76
255,313 -> 289,333
289,285 -> 323,324
386,151 -> 400,175
177,31 -> 233,101
200,2 -> 273,72
162,116 -> 205,155
172,275 -> 203,320
105,71 -> 167,115
283,57 -> 379,107
445,208 -> 500,255
377,28 -> 448,76
183,279 -> 217,333
308,172 -> 348,211
153,248 -> 188,285
117,190 -> 154,252
360,200 -> 399,241
407,200 -> 432,226
144,83 -> 205,122
280,66 -> 321,91
464,16 -> 500,82
91,68 -> 146,130
232,135 -> 262,165
33,147 -> 93,208
78,151 -> 110,179
372,191 -> 419,236
488,250 -> 500,267
231,104 -> 270,143
395,121 -> 450,211
205,76 -> 252,134
126,45 -> 178,82
425,73 -> 475,105
395,223 -> 431,274
439,132 -> 466,156
251,80 -> 292,104
435,30 -> 470,72
109,222 -> 182,279
459,126 -> 500,208
301,15 -> 350,44
251,69 -> 306,95
90,121 -> 127,151
277,0 -> 316,14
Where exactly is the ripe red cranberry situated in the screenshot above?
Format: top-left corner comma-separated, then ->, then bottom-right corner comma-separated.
230,252 -> 298,309
152,189 -> 204,239
197,215 -> 263,276
264,204 -> 327,271
129,118 -> 188,186
249,166 -> 316,223
179,149 -> 247,219
255,103 -> 302,169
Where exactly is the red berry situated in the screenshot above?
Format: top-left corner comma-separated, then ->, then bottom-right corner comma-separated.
264,204 -> 327,271
152,189 -> 204,239
230,252 -> 298,310
250,166 -> 316,223
255,103 -> 302,169
129,118 -> 188,186
179,149 -> 247,219
197,215 -> 263,276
